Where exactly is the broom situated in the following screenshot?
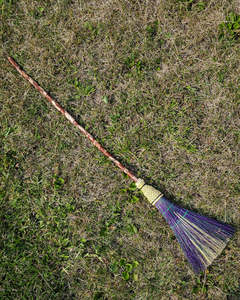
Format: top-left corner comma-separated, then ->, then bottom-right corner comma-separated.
8,56 -> 235,274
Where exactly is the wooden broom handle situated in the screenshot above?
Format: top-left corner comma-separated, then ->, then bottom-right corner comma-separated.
8,56 -> 138,182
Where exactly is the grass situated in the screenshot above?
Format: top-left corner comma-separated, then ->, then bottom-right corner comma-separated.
0,0 -> 240,299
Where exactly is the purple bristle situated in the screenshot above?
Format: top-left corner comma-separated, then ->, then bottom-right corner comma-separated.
155,197 -> 235,274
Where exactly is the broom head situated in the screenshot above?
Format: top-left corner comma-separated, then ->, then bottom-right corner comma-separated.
136,179 -> 235,274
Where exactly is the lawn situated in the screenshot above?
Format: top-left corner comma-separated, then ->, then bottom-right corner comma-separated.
0,0 -> 240,299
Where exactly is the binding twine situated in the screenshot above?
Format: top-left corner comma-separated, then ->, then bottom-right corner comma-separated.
136,179 -> 163,205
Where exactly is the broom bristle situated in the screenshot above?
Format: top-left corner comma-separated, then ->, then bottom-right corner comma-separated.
155,197 -> 235,274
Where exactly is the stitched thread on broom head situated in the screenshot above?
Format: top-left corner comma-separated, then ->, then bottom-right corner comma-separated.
136,179 -> 163,205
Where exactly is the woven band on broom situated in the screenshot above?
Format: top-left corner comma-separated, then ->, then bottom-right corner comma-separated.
7,56 -> 235,274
